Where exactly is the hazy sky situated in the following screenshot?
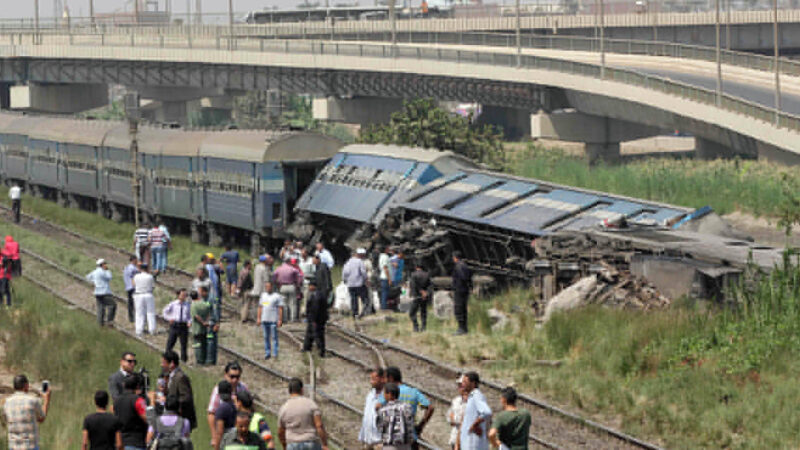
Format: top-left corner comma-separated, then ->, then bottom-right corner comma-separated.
0,1 -> 321,20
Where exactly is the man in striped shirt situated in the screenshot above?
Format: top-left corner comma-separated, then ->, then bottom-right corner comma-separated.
149,225 -> 168,277
133,225 -> 150,265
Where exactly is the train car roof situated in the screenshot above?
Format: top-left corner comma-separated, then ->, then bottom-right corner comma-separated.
340,144 -> 476,167
26,117 -> 117,147
199,131 -> 342,163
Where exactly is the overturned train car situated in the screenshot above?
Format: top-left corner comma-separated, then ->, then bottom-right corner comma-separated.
293,145 -> 785,300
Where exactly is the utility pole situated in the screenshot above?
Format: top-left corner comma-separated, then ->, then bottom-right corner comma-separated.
228,0 -> 234,49
195,0 -> 202,25
134,0 -> 140,24
599,0 -> 605,78
715,0 -> 722,106
34,0 -> 40,40
125,93 -> 141,228
774,0 -> 781,125
89,0 -> 95,27
516,0 -> 521,67
652,0 -> 657,41
389,0 -> 397,52
725,0 -> 730,50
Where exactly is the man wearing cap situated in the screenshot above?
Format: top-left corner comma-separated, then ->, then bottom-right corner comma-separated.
342,248 -> 371,318
86,259 -> 115,327
132,263 -> 157,336
272,257 -> 303,323
247,255 -> 270,322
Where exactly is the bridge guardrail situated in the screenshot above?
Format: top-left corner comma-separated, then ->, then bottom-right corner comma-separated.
2,32 -> 799,134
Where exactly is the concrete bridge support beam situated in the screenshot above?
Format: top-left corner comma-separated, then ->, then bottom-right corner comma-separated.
532,111 -> 660,163
10,83 -> 108,114
476,105 -> 532,140
312,96 -> 405,127
0,83 -> 9,110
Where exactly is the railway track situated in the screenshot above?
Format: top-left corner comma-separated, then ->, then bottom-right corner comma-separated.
0,205 -> 663,449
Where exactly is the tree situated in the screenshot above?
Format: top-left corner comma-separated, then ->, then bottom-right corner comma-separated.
358,98 -> 505,168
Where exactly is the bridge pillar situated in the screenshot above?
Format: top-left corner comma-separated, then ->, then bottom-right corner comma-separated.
10,83 -> 108,114
476,105 -> 532,140
312,96 -> 404,126
532,111 -> 660,163
0,83 -> 9,110
694,138 -> 732,160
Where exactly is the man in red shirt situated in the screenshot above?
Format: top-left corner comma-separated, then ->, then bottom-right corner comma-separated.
272,258 -> 303,323
2,235 -> 20,278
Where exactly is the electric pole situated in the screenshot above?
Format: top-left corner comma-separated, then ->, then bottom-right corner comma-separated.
89,0 -> 95,27
599,0 -> 605,78
134,0 -> 140,24
774,0 -> 781,124
125,93 -> 141,228
34,0 -> 40,38
715,0 -> 722,106
228,0 -> 234,49
516,0 -> 521,67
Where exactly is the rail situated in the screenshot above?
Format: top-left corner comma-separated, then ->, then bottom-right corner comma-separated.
1,32 -> 798,135
6,8 -> 800,33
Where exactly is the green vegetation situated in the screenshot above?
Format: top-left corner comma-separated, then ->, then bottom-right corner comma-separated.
0,280 -> 228,448
78,100 -> 127,121
359,98 -> 505,167
509,145 -> 800,218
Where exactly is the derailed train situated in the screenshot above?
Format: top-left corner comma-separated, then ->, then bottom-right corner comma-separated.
0,113 -> 784,299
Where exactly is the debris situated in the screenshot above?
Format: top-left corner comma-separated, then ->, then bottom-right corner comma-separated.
487,308 -> 510,331
433,290 -> 454,319
543,276 -> 598,322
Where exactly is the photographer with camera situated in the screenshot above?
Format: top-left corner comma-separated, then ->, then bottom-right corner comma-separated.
2,374 -> 51,449
113,373 -> 149,450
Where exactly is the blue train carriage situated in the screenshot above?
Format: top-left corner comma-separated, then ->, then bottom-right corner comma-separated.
153,129 -> 207,233
0,114 -> 38,188
291,144 -> 476,249
32,117 -> 117,210
100,123 -> 161,222
197,130 -> 342,254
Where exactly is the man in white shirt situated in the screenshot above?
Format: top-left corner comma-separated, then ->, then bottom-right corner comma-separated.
257,281 -> 284,360
8,183 -> 21,223
358,368 -> 384,450
315,242 -> 334,269
132,263 -> 157,336
378,247 -> 393,311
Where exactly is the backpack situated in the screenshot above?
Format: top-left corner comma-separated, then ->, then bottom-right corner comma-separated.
150,417 -> 192,450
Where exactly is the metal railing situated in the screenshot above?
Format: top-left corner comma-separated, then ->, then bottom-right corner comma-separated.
1,31 -> 798,136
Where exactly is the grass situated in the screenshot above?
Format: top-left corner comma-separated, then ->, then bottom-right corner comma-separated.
0,279 -> 286,448
508,145 -> 800,218
371,257 -> 800,448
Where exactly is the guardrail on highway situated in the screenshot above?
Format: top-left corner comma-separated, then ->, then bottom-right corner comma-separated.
0,33 -> 797,136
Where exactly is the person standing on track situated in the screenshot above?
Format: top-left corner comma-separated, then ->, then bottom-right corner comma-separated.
451,251 -> 472,336
237,260 -> 254,320
377,367 -> 434,450
148,224 -> 168,279
86,258 -> 116,327
342,249 -> 371,318
0,253 -> 12,308
272,257 -> 303,323
221,245 -> 240,298
376,382 -> 415,450
246,255 -> 269,323
158,223 -> 172,269
257,281 -> 283,360
205,254 -> 223,364
2,235 -> 21,278
408,262 -> 432,332
302,280 -> 327,358
123,256 -> 139,323
132,263 -> 157,336
312,254 -> 332,306
191,288 -> 212,365
133,224 -> 150,265
458,372 -> 492,450
378,246 -> 393,311
299,247 -> 316,312
9,183 -> 21,223
163,289 -> 192,363
488,387 -> 531,450
358,367 -> 385,450
277,378 -> 329,450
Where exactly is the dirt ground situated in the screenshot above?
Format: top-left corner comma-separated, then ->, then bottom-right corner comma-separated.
723,211 -> 800,248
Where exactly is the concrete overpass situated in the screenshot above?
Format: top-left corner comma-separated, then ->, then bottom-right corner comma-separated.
10,9 -> 800,53
1,32 -> 800,164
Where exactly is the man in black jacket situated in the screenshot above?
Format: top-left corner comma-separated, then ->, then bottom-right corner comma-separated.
408,262 -> 432,332
114,374 -> 149,450
451,251 -> 472,335
302,280 -> 328,358
313,254 -> 332,304
108,351 -> 137,403
161,350 -> 197,430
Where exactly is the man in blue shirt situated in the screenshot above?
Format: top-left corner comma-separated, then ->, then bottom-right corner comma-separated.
221,245 -> 240,298
123,256 -> 139,323
86,258 -> 115,327
459,371 -> 492,450
377,367 -> 434,448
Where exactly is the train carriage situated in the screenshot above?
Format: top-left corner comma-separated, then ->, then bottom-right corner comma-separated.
155,130 -> 207,223
101,125 -> 137,216
197,131 -> 342,251
0,116 -> 37,186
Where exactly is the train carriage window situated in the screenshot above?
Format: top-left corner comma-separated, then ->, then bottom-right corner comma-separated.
272,202 -> 282,221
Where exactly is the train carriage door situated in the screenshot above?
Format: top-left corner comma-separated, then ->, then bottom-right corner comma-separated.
282,162 -> 318,221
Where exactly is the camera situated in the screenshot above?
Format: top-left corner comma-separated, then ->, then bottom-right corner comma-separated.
41,380 -> 49,394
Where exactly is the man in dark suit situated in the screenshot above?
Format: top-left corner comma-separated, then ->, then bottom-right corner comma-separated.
451,251 -> 472,336
313,254 -> 332,302
302,280 -> 328,358
108,351 -> 137,403
160,350 -> 197,430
